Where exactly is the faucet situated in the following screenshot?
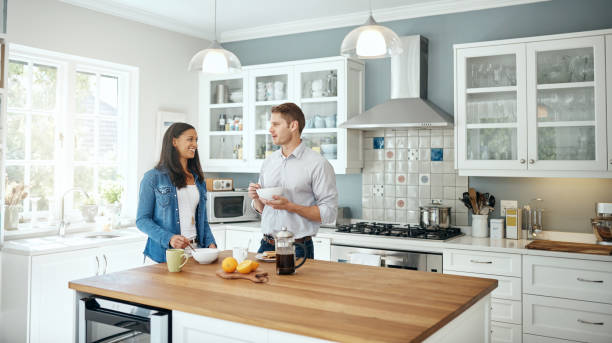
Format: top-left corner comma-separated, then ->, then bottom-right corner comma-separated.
58,187 -> 91,237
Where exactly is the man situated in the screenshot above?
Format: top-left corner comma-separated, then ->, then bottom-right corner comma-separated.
248,102 -> 338,259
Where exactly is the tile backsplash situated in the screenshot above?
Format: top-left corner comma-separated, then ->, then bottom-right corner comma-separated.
362,128 -> 469,226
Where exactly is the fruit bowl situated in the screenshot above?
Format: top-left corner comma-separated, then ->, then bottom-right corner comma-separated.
192,248 -> 219,264
256,187 -> 284,201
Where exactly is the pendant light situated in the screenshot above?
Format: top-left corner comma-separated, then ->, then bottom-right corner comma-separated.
188,0 -> 241,74
340,0 -> 402,59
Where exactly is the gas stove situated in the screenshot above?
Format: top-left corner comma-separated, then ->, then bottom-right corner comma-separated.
335,222 -> 463,241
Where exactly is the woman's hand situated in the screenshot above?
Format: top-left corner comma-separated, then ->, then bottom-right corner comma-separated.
208,243 -> 217,248
169,235 -> 190,249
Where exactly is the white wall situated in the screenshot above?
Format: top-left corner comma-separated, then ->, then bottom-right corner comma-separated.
9,0 -> 208,194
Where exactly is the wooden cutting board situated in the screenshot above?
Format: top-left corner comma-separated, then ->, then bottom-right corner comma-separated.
216,270 -> 269,283
526,240 -> 612,255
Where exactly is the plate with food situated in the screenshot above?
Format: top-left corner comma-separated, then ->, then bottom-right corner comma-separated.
255,250 -> 276,262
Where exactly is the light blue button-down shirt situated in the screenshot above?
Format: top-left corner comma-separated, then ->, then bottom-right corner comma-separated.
259,142 -> 338,238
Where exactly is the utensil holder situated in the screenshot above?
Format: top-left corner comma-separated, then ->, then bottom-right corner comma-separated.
471,214 -> 489,238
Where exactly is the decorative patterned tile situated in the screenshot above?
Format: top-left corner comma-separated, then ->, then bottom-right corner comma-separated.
420,161 -> 431,173
385,149 -> 395,160
396,173 -> 407,184
384,173 -> 395,185
444,135 -> 454,148
407,137 -> 419,148
431,186 -> 443,199
373,184 -> 384,197
419,173 -> 430,185
431,148 -> 443,161
373,137 -> 384,149
444,187 -> 456,200
430,174 -> 443,186
385,160 -> 395,172
385,137 -> 395,148
431,161 -> 444,174
420,148 -> 431,161
395,185 -> 407,197
407,148 -> 419,160
396,198 -> 407,209
396,149 -> 408,161
407,186 -> 418,198
395,136 -> 407,148
419,136 -> 430,148
407,173 -> 419,185
419,186 -> 431,199
443,173 -> 456,186
431,135 -> 443,148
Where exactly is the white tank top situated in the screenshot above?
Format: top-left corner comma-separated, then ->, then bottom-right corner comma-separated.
176,185 -> 199,241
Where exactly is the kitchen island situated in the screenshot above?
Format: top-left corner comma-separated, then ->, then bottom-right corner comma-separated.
69,251 -> 497,343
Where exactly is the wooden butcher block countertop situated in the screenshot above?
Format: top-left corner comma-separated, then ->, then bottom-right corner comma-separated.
69,251 -> 497,343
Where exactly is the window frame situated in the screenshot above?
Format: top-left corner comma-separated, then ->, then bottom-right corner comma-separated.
3,44 -> 139,235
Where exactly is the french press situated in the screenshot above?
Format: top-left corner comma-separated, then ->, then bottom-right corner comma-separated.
275,227 -> 308,275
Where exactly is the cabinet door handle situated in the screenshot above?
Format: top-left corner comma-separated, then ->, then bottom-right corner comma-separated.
103,254 -> 108,275
470,259 -> 493,264
577,319 -> 604,325
529,159 -> 535,164
95,256 -> 100,276
520,159 -> 526,164
577,277 -> 603,283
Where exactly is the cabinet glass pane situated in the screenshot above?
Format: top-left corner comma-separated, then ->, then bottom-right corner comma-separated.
211,107 -> 243,132
466,54 -> 516,88
302,133 -> 337,160
466,92 -> 516,124
537,126 -> 595,160
301,69 -> 338,98
209,135 -> 243,159
466,128 -> 517,160
302,101 -> 337,128
537,47 -> 593,84
537,87 -> 594,122
211,79 -> 242,104
255,105 -> 272,130
255,75 -> 288,102
255,134 -> 280,160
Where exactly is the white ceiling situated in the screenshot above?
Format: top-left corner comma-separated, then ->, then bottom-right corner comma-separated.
61,0 -> 549,42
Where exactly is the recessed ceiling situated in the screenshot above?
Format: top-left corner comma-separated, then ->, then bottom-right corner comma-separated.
61,0 -> 549,42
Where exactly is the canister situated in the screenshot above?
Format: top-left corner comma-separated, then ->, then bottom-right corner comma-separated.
490,219 -> 505,239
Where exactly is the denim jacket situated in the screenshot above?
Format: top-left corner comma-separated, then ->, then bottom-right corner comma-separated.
136,167 -> 216,262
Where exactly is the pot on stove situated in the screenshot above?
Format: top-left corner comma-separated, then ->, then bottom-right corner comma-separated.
419,205 -> 451,230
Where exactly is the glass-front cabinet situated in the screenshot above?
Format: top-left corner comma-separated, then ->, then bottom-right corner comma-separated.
201,56 -> 364,174
526,36 -> 607,171
455,31 -> 611,176
456,44 -> 527,170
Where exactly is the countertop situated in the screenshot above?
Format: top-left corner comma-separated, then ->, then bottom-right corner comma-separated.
69,251 -> 497,343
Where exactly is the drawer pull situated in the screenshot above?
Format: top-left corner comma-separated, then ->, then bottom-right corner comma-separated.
577,277 -> 603,283
470,259 -> 493,264
577,319 -> 604,325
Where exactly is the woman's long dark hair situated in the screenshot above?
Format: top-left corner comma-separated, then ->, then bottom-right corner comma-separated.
155,122 -> 204,188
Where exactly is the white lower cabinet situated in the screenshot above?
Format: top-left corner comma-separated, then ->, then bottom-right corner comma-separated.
443,249 -> 521,277
523,294 -> 612,343
1,239 -> 146,343
491,322 -> 522,343
491,298 -> 522,325
211,227 -> 226,250
523,334 -> 581,343
313,236 -> 331,261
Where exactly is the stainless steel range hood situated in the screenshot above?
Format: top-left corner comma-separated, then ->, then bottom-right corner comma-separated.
339,35 -> 453,129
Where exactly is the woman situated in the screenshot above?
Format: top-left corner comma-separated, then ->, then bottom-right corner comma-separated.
136,122 -> 216,263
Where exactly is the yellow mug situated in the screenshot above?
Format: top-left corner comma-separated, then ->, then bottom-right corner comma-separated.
166,249 -> 189,272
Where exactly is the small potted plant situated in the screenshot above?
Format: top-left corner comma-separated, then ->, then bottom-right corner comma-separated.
4,182 -> 28,230
79,196 -> 99,223
100,182 -> 123,229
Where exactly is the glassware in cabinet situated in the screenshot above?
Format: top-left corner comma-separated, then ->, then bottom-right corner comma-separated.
302,132 -> 337,160
209,135 -> 243,160
300,69 -> 338,99
254,134 -> 280,160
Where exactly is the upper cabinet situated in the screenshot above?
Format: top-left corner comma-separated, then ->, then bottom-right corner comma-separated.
200,56 -> 365,174
454,29 -> 612,177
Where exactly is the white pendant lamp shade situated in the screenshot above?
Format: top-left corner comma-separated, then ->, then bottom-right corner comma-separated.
341,15 -> 402,59
188,0 -> 241,74
188,40 -> 242,74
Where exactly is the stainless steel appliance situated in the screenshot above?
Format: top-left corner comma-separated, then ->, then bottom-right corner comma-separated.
593,202 -> 612,245
419,205 -> 451,229
78,296 -> 169,343
206,191 -> 259,223
331,245 -> 442,273
335,222 -> 463,240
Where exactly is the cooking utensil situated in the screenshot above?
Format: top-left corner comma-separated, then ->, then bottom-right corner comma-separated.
488,195 -> 496,208
461,192 -> 473,213
468,188 -> 479,215
419,205 -> 451,230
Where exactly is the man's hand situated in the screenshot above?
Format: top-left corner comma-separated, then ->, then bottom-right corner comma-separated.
264,195 -> 295,211
248,182 -> 261,200
169,235 -> 190,249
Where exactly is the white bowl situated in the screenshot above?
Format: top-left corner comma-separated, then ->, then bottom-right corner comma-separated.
256,187 -> 284,201
192,248 -> 219,264
320,143 -> 337,154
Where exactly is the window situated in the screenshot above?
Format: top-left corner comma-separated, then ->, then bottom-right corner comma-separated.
5,45 -> 138,230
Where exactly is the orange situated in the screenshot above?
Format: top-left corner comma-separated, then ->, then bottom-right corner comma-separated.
222,257 -> 238,273
251,261 -> 260,271
236,260 -> 254,274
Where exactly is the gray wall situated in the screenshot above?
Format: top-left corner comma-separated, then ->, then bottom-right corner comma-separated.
218,0 -> 612,232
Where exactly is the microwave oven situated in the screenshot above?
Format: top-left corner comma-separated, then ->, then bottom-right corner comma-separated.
206,191 -> 259,223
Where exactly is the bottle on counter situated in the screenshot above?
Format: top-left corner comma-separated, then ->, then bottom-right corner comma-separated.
218,114 -> 226,131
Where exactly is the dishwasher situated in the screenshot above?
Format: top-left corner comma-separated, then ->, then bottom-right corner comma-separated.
78,296 -> 170,343
330,244 -> 443,273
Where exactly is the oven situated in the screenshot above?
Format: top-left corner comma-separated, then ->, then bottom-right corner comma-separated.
78,296 -> 170,343
330,244 -> 442,273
